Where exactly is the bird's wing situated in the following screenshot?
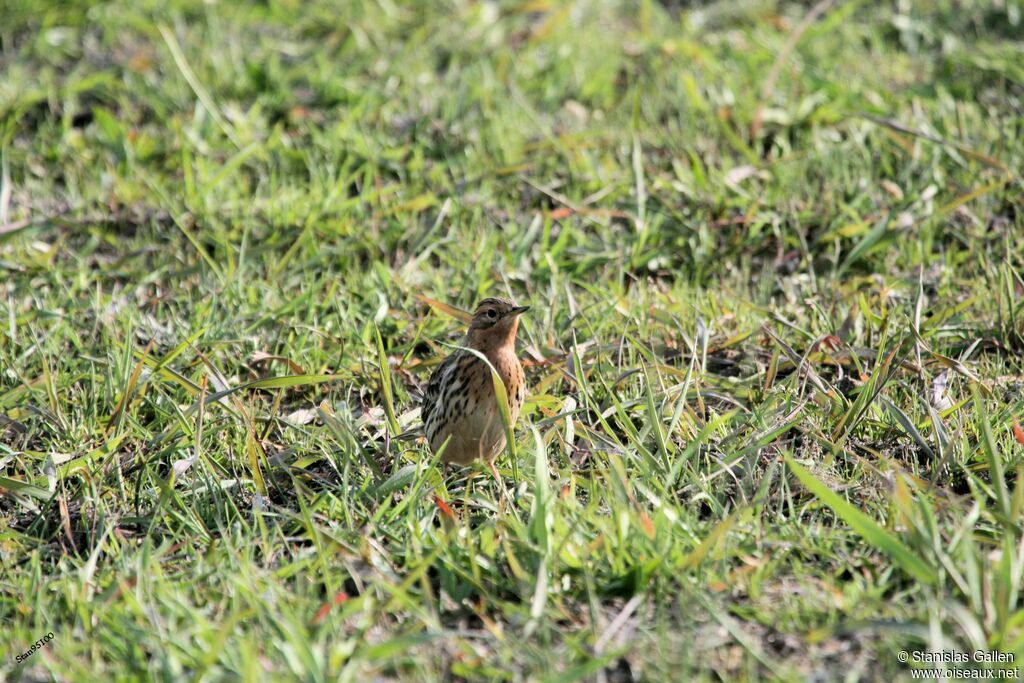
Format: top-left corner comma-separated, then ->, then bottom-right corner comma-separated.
421,351 -> 460,423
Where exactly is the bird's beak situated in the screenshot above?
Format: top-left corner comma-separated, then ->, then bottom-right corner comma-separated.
509,306 -> 530,316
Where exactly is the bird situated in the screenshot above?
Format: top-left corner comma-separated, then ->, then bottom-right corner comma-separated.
421,297 -> 529,476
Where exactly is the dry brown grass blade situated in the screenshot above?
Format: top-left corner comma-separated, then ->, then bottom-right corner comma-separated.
58,494 -> 77,553
415,294 -> 473,324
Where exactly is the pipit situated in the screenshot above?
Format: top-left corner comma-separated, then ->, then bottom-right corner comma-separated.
422,297 -> 529,476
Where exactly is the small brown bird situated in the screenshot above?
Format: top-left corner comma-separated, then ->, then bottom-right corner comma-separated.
422,297 -> 529,473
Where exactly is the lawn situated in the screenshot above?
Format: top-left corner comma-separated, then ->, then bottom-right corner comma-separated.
1,0 -> 1023,680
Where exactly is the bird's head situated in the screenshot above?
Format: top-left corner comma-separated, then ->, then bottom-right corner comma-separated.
467,297 -> 529,350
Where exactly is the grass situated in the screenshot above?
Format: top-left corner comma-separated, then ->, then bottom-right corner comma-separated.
1,0 -> 1023,680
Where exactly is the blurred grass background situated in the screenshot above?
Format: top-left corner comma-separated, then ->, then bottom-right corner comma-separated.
1,0 -> 1023,680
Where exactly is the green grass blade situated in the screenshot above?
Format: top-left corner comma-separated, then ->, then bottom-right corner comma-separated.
374,323 -> 401,437
786,456 -> 937,585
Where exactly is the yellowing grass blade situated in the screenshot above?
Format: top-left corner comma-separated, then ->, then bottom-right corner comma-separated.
681,510 -> 740,570
245,430 -> 267,496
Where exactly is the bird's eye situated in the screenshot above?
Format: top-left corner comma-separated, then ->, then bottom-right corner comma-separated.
486,309 -> 497,319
